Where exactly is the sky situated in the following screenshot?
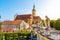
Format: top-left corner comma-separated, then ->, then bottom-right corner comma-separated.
0,0 -> 60,21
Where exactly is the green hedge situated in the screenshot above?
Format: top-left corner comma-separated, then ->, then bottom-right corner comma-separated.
0,30 -> 31,40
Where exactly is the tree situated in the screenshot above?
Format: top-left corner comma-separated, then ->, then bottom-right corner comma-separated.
42,20 -> 45,26
54,18 -> 60,30
50,20 -> 55,28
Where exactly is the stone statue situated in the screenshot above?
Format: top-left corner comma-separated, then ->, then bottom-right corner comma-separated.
45,16 -> 50,30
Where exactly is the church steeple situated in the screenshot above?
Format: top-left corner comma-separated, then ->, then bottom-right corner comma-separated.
33,4 -> 36,11
32,4 -> 36,16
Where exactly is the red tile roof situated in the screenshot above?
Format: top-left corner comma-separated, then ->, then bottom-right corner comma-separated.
15,14 -> 41,21
2,20 -> 22,25
15,14 -> 33,20
33,16 -> 41,20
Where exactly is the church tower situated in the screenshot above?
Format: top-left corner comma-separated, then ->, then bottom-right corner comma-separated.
32,4 -> 36,16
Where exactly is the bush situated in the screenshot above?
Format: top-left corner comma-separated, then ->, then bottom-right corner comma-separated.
54,18 -> 60,30
50,20 -> 55,28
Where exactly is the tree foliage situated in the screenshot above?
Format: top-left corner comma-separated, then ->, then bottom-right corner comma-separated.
50,20 -> 55,28
54,18 -> 60,30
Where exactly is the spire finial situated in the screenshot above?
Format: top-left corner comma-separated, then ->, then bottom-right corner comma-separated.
33,4 -> 35,9
32,4 -> 36,11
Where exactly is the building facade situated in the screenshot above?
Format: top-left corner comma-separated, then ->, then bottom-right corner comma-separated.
2,20 -> 29,32
14,5 -> 41,25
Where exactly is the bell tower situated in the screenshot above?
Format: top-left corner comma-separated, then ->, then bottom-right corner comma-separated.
32,4 -> 36,16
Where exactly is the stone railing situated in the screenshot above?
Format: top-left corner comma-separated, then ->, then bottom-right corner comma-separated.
35,32 -> 50,40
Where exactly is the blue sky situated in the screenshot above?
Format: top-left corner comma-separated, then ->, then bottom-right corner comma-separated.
0,0 -> 60,21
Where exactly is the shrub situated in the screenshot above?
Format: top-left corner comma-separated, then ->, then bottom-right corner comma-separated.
50,20 -> 55,28
54,18 -> 60,30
